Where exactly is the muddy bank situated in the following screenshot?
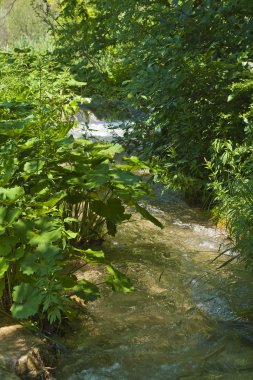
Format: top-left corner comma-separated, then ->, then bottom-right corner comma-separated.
0,318 -> 56,380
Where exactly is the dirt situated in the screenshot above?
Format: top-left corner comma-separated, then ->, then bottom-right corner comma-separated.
0,319 -> 56,380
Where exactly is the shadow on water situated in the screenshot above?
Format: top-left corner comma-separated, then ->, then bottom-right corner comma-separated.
56,186 -> 253,380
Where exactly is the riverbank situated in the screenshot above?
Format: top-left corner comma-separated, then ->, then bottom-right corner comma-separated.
0,316 -> 56,379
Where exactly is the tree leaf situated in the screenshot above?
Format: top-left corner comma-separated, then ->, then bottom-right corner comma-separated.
23,160 -> 45,174
6,207 -> 22,225
21,245 -> 61,276
0,236 -> 17,256
38,191 -> 67,208
0,187 -> 24,204
105,265 -> 134,293
73,248 -> 106,264
134,203 -> 163,228
11,283 -> 43,319
0,115 -> 33,137
92,198 -> 131,225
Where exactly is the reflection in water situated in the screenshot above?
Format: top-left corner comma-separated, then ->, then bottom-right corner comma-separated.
56,189 -> 253,380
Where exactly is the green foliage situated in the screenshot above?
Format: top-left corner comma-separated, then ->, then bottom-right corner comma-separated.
48,0 -> 253,267
49,1 -> 251,192
207,78 -> 253,267
105,265 -> 134,293
0,48 -> 162,325
11,283 -> 43,319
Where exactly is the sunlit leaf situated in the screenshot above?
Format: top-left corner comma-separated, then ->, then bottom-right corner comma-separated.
24,160 -> 45,174
38,191 -> 67,208
134,203 -> 163,229
105,265 -> 134,293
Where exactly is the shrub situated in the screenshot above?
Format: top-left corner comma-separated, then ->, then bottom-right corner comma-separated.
0,48 -> 162,325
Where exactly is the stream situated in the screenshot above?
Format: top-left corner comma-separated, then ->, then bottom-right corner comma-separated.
57,115 -> 253,380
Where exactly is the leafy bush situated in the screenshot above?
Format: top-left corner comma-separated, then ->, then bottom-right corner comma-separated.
0,49 -> 162,325
207,76 -> 253,267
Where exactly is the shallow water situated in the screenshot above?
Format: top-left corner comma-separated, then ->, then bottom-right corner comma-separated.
56,188 -> 253,380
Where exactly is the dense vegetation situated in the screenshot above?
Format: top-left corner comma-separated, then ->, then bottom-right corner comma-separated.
0,48 -> 162,325
1,0 -> 253,325
47,0 -> 253,266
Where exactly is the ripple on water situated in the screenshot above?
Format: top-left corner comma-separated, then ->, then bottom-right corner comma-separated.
68,362 -> 122,380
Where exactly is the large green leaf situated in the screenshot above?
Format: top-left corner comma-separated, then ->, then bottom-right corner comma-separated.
134,203 -> 163,229
38,191 -> 67,208
91,198 -> 131,236
0,158 -> 17,186
0,236 -> 17,257
59,274 -> 77,289
92,198 -> 131,225
23,160 -> 45,175
0,101 -> 33,115
14,216 -> 63,246
0,206 -> 7,224
0,187 -> 24,204
11,283 -> 43,319
21,244 -> 61,276
28,216 -> 63,246
20,252 -> 37,276
13,219 -> 34,243
0,226 -> 6,236
28,229 -> 62,246
19,137 -> 38,150
7,246 -> 25,262
0,115 -> 33,137
84,164 -> 110,189
109,169 -> 140,186
73,248 -> 106,264
0,207 -> 21,233
105,265 -> 134,293
5,207 -> 22,225
98,144 -> 124,157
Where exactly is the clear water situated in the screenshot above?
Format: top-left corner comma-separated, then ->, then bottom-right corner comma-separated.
56,189 -> 253,380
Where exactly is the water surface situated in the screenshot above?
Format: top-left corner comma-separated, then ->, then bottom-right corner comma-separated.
57,188 -> 253,380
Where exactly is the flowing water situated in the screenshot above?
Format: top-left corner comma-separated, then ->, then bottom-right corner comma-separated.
57,117 -> 253,380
